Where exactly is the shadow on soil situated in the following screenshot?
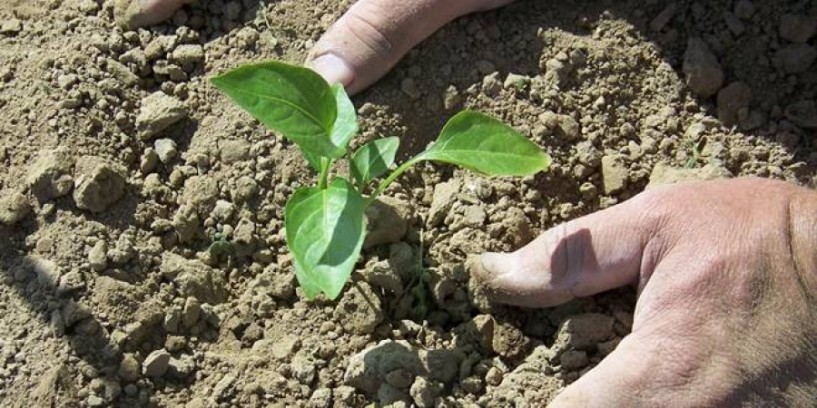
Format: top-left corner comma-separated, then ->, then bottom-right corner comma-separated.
357,0 -> 815,213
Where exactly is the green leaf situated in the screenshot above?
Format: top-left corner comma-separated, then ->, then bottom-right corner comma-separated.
417,111 -> 551,176
302,150 -> 322,172
285,178 -> 367,300
330,84 -> 358,151
210,61 -> 345,159
350,137 -> 400,187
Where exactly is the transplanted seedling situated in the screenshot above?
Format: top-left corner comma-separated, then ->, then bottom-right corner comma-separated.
211,61 -> 551,300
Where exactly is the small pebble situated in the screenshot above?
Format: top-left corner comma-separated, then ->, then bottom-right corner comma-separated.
779,14 -> 817,43
154,139 -> 178,164
170,44 -> 205,68
733,0 -> 755,19
0,192 -> 31,225
0,19 -> 22,35
776,44 -> 817,74
143,349 -> 171,377
683,37 -> 724,98
400,78 -> 420,99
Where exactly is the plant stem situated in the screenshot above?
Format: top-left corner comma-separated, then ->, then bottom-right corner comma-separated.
318,157 -> 331,189
365,156 -> 422,206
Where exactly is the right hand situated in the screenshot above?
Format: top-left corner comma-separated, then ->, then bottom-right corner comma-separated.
474,178 -> 817,406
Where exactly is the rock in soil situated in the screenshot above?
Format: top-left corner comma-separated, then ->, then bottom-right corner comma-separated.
683,37 -> 724,98
501,207 -> 533,247
428,180 -> 461,226
364,196 -> 411,248
785,100 -> 817,129
118,354 -> 141,383
363,259 -> 404,295
219,139 -> 251,164
0,191 -> 31,225
600,155 -> 628,194
26,148 -> 74,202
717,81 -> 752,127
143,349 -> 171,377
172,204 -> 199,244
28,255 -> 62,287
733,0 -> 755,19
136,92 -> 188,141
88,240 -> 108,272
552,313 -> 615,354
0,19 -> 22,35
113,0 -> 146,29
160,252 -> 227,303
559,350 -> 589,371
779,14 -> 817,43
73,161 -> 126,213
344,340 -> 462,398
169,44 -> 205,68
154,138 -> 178,164
648,163 -> 732,187
212,373 -> 236,400
333,281 -> 383,335
485,345 -> 562,405
181,175 -> 219,213
492,320 -> 532,360
775,44 -> 817,74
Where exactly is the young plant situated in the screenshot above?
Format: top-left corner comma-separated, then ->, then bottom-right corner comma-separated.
211,61 -> 551,300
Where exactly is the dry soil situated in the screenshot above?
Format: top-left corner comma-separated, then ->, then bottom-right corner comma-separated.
0,0 -> 815,407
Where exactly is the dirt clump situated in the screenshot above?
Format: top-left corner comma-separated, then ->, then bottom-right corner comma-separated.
0,191 -> 30,225
136,91 -> 188,141
683,37 -> 724,98
27,148 -> 75,203
73,160 -> 127,213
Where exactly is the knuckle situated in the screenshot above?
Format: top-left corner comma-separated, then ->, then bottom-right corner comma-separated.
630,184 -> 678,216
545,221 -> 591,296
628,184 -> 686,243
344,2 -> 396,55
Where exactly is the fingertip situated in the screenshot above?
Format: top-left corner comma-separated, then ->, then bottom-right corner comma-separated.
469,252 -> 527,303
308,53 -> 356,91
473,246 -> 576,308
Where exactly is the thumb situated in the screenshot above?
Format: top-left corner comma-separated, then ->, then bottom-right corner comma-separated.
308,0 -> 515,94
547,333 -> 657,407
474,193 -> 665,308
548,318 -> 723,407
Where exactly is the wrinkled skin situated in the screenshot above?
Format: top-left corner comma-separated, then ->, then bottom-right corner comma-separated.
122,1 -> 817,405
477,178 -> 817,406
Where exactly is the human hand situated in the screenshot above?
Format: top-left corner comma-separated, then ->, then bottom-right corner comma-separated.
474,178 -> 817,406
115,0 -> 514,93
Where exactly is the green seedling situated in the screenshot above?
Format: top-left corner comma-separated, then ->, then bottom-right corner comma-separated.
684,139 -> 703,169
207,232 -> 234,262
211,61 -> 551,300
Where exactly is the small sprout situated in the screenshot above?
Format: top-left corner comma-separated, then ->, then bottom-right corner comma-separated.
211,61 -> 551,300
207,233 -> 234,262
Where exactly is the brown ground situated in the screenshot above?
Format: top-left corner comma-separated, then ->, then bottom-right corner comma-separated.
0,0 -> 815,407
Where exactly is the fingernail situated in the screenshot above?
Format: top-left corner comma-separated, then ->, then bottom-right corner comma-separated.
309,53 -> 355,88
